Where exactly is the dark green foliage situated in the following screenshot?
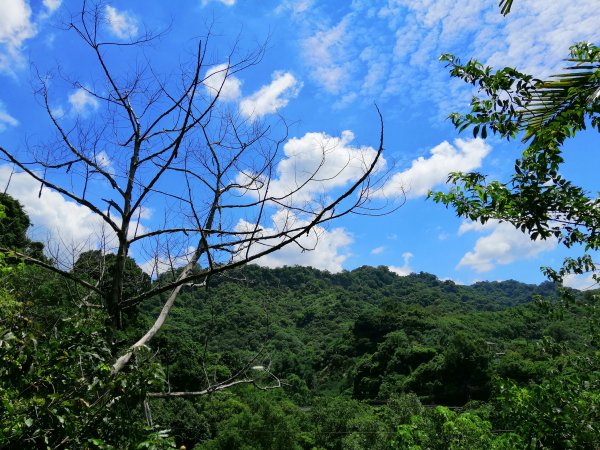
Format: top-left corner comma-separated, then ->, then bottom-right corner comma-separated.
0,193 -> 45,260
197,392 -> 307,450
424,34 -> 600,447
432,43 -> 600,284
499,0 -> 514,16
404,332 -> 491,405
0,290 -> 173,449
496,359 -> 600,449
0,208 -> 172,447
2,259 -> 598,448
149,398 -> 211,448
71,250 -> 151,330
310,397 -> 391,450
145,265 -> 564,400
73,250 -> 151,304
128,264 -> 597,449
393,405 -> 523,449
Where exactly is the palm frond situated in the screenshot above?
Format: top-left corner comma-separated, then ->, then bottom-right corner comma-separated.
521,56 -> 600,138
499,0 -> 514,16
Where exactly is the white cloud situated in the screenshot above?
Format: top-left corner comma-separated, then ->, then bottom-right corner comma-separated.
377,138 -> 490,199
239,71 -> 302,119
43,0 -> 61,13
237,129 -> 384,204
0,0 -> 36,74
457,220 -> 557,272
104,5 -> 138,39
95,151 -> 111,168
0,0 -> 63,74
371,246 -> 385,255
0,165 -> 152,265
0,166 -> 105,261
457,220 -> 497,235
441,276 -> 466,285
50,106 -> 65,118
68,88 -> 99,116
301,16 -> 353,94
204,63 -> 242,102
94,150 -> 114,175
202,0 -> 236,6
139,245 -> 195,275
562,273 -> 598,291
0,101 -> 18,131
235,209 -> 352,272
482,0 -> 600,76
389,251 -> 413,276
275,0 -> 314,15
135,206 -> 153,220
292,0 -> 600,112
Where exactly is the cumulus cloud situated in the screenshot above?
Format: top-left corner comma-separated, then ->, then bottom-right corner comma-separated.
562,273 -> 598,291
104,5 -> 138,39
377,138 -> 490,199
457,220 -> 557,272
0,0 -> 63,74
68,88 -> 99,116
139,245 -> 195,276
204,63 -> 242,102
389,251 -> 414,276
0,101 -> 18,131
0,0 -> 37,73
0,165 -> 152,265
0,165 -> 105,260
239,71 -> 302,119
237,129 -> 384,204
235,209 -> 352,272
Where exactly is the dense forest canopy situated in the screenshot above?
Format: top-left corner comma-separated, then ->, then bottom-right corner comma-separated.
2,215 -> 599,447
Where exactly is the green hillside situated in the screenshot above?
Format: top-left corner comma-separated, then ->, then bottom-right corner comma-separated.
129,264 -> 598,449
3,249 -> 599,449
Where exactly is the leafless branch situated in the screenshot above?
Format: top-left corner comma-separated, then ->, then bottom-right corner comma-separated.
4,1 -> 396,380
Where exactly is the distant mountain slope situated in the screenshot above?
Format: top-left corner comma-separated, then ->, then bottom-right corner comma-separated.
140,265 -> 571,399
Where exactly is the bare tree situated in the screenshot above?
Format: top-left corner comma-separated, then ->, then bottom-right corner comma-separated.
0,2 -> 393,381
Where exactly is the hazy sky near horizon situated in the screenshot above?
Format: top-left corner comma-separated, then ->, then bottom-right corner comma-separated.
1,0 -> 598,287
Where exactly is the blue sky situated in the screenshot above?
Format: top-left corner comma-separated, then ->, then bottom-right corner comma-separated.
0,0 -> 598,287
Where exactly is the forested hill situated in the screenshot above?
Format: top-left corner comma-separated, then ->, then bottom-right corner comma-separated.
128,264 -> 600,449
4,255 -> 598,448
143,264 -> 566,393
195,264 -> 557,309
